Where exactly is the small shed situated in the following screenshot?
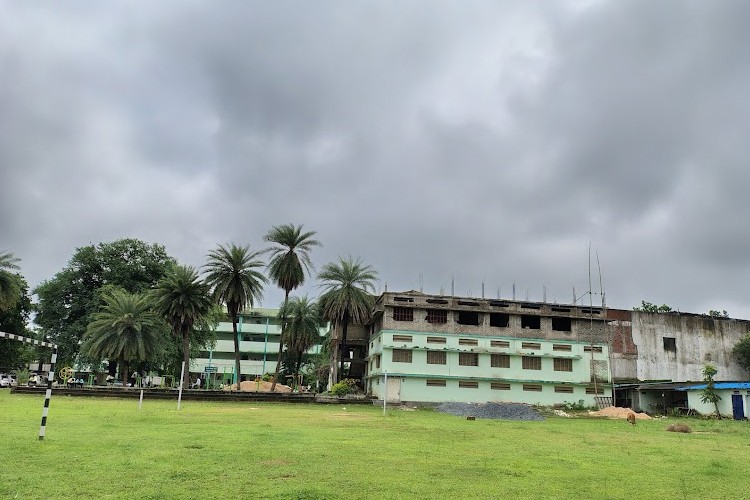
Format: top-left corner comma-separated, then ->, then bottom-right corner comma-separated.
676,382 -> 750,419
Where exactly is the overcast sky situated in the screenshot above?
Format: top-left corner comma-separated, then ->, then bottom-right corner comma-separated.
2,1 -> 750,317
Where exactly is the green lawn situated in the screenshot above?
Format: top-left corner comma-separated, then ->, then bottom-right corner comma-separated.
1,390 -> 748,499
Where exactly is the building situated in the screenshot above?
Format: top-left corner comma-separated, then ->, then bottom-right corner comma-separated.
192,307 -> 330,386
365,291 -> 612,406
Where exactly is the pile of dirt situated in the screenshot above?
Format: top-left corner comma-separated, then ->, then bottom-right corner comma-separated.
223,380 -> 292,393
589,406 -> 652,420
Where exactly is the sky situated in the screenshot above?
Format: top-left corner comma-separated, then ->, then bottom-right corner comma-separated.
2,1 -> 750,317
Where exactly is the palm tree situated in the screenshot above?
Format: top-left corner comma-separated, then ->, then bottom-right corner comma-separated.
152,265 -> 213,388
265,224 -> 321,391
0,251 -> 22,313
318,256 -> 377,384
82,289 -> 167,384
279,296 -> 321,384
203,244 -> 266,390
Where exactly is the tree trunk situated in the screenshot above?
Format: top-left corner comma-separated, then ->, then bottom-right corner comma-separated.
122,358 -> 129,385
232,315 -> 241,391
271,290 -> 290,392
296,351 -> 303,389
329,323 -> 339,389
182,327 -> 191,389
338,313 -> 349,383
714,400 -> 722,420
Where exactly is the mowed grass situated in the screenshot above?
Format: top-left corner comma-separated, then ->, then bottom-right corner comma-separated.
1,391 -> 749,499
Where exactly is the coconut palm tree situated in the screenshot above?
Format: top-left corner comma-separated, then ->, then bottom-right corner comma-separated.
318,256 -> 377,383
279,296 -> 322,383
264,224 -> 321,391
0,251 -> 22,313
82,289 -> 167,384
152,265 -> 213,388
203,244 -> 266,389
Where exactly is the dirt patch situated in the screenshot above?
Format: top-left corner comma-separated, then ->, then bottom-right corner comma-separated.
589,406 -> 652,420
223,380 -> 292,393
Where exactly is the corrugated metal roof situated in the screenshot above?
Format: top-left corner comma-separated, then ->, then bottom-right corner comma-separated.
676,382 -> 750,391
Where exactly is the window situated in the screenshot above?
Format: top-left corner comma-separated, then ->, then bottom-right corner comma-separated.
393,307 -> 413,322
426,336 -> 446,344
394,296 -> 414,302
586,386 -> 604,395
584,345 -> 603,353
555,386 -> 574,393
553,358 -> 573,372
491,354 -> 510,368
490,340 -> 510,348
521,315 -> 541,329
459,353 -> 479,366
489,313 -> 509,327
663,337 -> 676,352
553,344 -> 572,352
457,300 -> 480,306
427,298 -> 448,305
426,309 -> 448,324
392,349 -> 412,363
459,381 -> 478,389
392,334 -> 412,343
426,379 -> 446,387
491,382 -> 511,390
522,356 -> 542,370
523,384 -> 543,392
459,338 -> 478,346
521,342 -> 541,350
489,301 -> 509,308
426,351 -> 447,365
552,317 -> 572,332
375,354 -> 381,369
457,310 -> 480,325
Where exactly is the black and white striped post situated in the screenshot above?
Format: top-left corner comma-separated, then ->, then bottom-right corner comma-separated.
0,331 -> 59,440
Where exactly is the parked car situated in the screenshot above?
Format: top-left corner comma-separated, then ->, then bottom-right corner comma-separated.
0,374 -> 10,388
27,372 -> 42,386
8,373 -> 17,386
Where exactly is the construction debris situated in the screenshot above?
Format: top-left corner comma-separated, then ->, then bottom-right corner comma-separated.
588,406 -> 652,420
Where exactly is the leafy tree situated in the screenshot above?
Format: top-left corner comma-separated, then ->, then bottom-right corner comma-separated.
152,265 -> 213,388
264,224 -> 321,391
204,244 -> 266,389
0,278 -> 37,371
318,256 -> 377,384
732,334 -> 750,374
81,289 -> 168,384
709,309 -> 729,318
35,239 -> 175,366
700,364 -> 722,419
279,296 -> 322,381
0,251 -> 22,313
633,301 -> 672,313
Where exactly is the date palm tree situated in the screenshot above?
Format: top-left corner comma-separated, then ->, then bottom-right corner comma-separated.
82,289 -> 167,384
318,256 -> 377,384
280,296 -> 321,384
0,251 -> 22,313
204,244 -> 266,389
152,265 -> 213,388
265,224 -> 321,391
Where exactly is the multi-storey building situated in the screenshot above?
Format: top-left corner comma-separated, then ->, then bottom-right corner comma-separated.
192,307 -> 330,385
365,291 -> 612,405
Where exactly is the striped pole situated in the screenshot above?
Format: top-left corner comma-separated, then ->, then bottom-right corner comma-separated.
39,346 -> 58,440
0,331 -> 59,440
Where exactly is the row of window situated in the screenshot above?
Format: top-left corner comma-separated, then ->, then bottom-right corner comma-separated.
387,334 -> 603,353
422,379 -> 605,394
379,350 -> 574,372
392,307 -> 574,331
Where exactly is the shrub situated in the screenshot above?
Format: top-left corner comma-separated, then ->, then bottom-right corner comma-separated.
330,381 -> 352,397
666,423 -> 692,433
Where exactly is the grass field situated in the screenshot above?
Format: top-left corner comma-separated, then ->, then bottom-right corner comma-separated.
1,390 -> 749,499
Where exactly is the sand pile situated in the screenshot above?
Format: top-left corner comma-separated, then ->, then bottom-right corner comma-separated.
223,380 -> 292,393
589,406 -> 652,420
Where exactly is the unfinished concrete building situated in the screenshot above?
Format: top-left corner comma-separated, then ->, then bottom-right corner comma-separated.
365,291 -> 612,406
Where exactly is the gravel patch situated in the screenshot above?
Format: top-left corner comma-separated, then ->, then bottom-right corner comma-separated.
435,402 -> 544,421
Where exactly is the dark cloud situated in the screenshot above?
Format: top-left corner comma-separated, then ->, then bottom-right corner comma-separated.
2,1 -> 750,317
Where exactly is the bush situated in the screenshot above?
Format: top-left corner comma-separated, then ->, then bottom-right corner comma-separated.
666,423 -> 692,433
261,373 -> 274,382
330,378 -> 358,397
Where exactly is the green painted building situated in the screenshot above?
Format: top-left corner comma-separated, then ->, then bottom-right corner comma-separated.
193,308 -> 330,385
366,291 -> 612,405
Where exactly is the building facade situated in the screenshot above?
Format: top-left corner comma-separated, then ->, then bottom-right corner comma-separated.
193,307 -> 329,385
365,291 -> 612,406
